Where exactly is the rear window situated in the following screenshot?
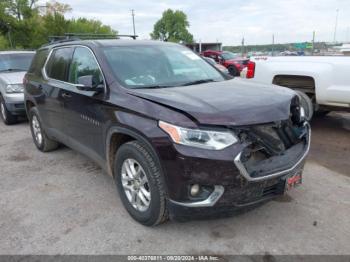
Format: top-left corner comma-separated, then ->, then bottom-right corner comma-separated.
28,49 -> 49,77
46,47 -> 73,81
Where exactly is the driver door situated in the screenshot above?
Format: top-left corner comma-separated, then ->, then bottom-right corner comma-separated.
62,46 -> 106,159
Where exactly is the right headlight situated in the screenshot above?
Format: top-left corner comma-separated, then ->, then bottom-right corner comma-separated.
159,121 -> 238,150
6,84 -> 24,93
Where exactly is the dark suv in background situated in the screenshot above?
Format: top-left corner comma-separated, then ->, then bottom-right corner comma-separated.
24,38 -> 310,226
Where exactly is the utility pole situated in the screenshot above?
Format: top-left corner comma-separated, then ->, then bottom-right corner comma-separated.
272,34 -> 275,56
333,8 -> 339,43
131,9 -> 136,38
312,31 -> 315,55
241,37 -> 245,57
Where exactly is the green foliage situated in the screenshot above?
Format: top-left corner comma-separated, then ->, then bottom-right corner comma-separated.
67,18 -> 116,35
0,0 -> 117,50
0,35 -> 10,49
151,9 -> 193,44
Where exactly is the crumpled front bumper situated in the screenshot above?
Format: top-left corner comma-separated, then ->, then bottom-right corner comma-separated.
166,123 -> 310,219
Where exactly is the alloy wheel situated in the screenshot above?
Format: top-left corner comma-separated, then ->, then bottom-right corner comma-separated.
121,158 -> 151,212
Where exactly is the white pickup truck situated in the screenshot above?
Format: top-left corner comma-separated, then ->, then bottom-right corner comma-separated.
241,56 -> 350,120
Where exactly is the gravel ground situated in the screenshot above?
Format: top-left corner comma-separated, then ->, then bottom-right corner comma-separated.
0,112 -> 349,255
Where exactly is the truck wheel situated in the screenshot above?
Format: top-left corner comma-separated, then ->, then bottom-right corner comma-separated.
28,107 -> 59,152
228,66 -> 239,76
0,96 -> 18,125
295,91 -> 313,121
114,140 -> 168,226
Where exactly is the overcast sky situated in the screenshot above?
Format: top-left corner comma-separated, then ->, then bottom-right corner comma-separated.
37,0 -> 350,45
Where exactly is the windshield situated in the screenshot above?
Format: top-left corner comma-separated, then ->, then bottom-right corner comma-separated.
103,45 -> 224,88
221,51 -> 237,60
0,53 -> 34,72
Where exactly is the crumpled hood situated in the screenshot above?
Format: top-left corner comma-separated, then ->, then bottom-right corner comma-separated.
0,71 -> 26,84
127,78 -> 297,126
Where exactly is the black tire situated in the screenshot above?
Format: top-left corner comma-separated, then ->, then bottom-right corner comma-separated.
228,65 -> 239,76
295,91 -> 313,121
0,96 -> 18,125
28,107 -> 59,152
114,140 -> 168,226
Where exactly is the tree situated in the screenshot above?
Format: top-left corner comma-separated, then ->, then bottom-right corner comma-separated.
45,0 -> 72,15
7,0 -> 38,20
67,18 -> 116,35
151,9 -> 193,43
0,0 -> 117,49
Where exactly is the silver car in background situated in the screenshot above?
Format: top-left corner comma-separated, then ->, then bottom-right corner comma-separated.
0,51 -> 35,125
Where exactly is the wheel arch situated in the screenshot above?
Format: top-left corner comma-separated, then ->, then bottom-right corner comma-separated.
105,126 -> 163,179
272,74 -> 316,96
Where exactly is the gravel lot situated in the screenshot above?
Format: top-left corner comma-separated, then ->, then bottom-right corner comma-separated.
0,112 -> 349,255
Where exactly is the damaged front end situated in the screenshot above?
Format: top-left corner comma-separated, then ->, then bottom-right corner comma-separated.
233,97 -> 310,182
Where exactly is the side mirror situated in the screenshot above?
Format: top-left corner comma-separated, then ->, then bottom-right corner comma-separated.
76,75 -> 104,93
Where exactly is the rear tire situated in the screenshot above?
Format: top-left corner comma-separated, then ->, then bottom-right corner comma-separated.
28,107 -> 59,152
0,96 -> 18,125
295,91 -> 313,121
114,140 -> 168,226
228,65 -> 239,76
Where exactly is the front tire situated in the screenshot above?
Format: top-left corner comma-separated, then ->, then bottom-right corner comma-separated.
114,141 -> 168,226
0,96 -> 18,125
295,91 -> 313,121
28,107 -> 59,152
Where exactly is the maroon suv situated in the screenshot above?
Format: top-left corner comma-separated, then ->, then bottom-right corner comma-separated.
25,39 -> 310,226
201,50 -> 249,76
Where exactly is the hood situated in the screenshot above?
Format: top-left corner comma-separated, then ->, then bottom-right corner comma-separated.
0,71 -> 26,85
127,78 -> 297,126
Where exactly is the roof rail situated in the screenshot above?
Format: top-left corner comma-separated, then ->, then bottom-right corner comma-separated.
47,33 -> 138,44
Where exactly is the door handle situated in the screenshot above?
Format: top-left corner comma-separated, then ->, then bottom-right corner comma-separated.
61,92 -> 72,98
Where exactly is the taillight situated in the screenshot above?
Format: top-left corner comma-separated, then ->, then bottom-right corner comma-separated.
246,61 -> 255,78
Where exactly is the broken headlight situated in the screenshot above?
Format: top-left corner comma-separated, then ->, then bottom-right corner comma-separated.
159,121 -> 238,150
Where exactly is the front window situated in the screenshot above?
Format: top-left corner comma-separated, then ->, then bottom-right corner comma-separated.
220,51 -> 237,60
68,47 -> 104,86
0,53 -> 34,72
103,44 -> 224,88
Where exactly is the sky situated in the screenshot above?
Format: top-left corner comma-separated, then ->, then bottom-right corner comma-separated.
37,0 -> 350,46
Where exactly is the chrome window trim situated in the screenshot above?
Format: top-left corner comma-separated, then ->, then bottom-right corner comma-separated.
234,122 -> 311,182
42,45 -> 107,93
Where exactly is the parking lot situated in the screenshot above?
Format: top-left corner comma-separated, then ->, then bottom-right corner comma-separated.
0,112 -> 349,255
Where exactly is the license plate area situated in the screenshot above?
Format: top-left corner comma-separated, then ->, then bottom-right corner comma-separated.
284,171 -> 302,192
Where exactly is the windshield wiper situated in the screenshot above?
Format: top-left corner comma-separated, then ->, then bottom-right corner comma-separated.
132,84 -> 174,89
180,79 -> 216,86
0,68 -> 25,72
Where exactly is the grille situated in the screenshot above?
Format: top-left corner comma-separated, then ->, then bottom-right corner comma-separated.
262,183 -> 283,197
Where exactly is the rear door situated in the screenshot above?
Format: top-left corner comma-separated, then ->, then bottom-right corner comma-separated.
40,47 -> 74,142
62,46 -> 106,160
